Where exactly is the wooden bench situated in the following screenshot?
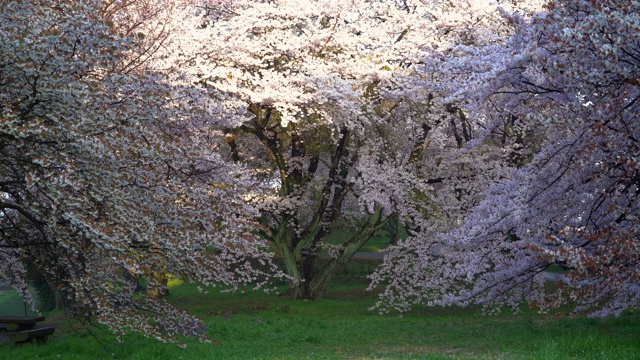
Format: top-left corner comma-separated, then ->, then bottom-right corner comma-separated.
7,325 -> 56,344
0,316 -> 46,332
0,316 -> 55,344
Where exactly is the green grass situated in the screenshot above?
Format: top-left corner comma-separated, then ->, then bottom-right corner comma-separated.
2,279 -> 639,359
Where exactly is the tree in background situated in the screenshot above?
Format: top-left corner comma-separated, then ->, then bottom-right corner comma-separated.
0,0 -> 278,346
166,0 -> 511,299
372,0 -> 640,317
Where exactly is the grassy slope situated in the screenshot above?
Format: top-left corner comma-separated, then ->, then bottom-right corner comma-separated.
1,279 -> 639,359
0,286 -> 42,317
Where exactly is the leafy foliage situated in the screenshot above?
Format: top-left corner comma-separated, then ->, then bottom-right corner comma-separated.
372,0 -> 640,317
0,0 -> 278,346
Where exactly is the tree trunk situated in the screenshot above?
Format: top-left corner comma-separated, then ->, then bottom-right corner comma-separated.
146,272 -> 169,299
280,246 -> 303,299
298,205 -> 387,300
388,214 -> 400,245
124,269 -> 146,293
43,276 -> 65,310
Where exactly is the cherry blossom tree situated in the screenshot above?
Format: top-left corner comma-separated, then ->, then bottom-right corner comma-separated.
0,0 -> 278,346
371,0 -> 640,317
165,0 -> 511,300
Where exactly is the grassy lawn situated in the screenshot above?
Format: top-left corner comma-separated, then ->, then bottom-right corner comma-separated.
1,277 -> 639,359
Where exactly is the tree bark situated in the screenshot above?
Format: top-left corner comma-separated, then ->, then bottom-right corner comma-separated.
146,272 -> 168,299
299,205 -> 387,300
